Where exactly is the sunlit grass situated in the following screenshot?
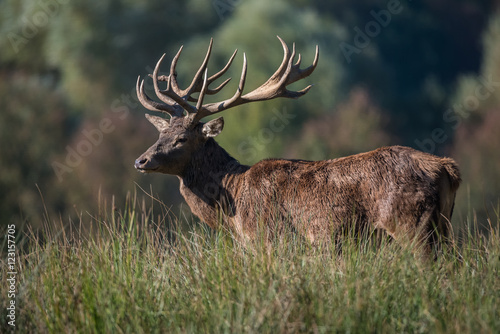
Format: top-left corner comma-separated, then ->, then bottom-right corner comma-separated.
1,197 -> 499,333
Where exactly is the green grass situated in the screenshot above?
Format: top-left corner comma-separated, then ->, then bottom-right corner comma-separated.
1,198 -> 499,333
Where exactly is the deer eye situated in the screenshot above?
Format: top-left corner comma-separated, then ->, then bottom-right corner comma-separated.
173,137 -> 187,147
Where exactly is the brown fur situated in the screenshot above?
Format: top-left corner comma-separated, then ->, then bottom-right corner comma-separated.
135,116 -> 461,252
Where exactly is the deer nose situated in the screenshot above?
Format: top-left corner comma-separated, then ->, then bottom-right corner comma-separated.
135,158 -> 148,169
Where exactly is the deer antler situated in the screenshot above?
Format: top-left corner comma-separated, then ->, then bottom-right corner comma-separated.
136,36 -> 319,126
136,38 -> 236,118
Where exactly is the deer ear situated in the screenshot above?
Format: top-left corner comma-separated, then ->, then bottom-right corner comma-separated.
202,117 -> 224,138
145,114 -> 169,132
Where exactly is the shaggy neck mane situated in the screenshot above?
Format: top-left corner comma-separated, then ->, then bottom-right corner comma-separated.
179,138 -> 248,226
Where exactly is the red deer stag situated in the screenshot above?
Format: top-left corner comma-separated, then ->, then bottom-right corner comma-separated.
134,37 -> 461,253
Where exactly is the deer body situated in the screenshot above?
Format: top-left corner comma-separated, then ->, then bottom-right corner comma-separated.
134,37 -> 461,252
174,137 -> 460,246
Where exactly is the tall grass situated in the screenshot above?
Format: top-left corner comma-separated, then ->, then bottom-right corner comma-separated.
1,197 -> 499,333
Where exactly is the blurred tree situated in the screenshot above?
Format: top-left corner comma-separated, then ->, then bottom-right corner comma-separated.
289,88 -> 391,161
0,0 -> 497,230
0,0 -> 218,226
451,11 -> 500,224
322,0 -> 490,147
171,0 -> 344,164
0,70 -> 84,227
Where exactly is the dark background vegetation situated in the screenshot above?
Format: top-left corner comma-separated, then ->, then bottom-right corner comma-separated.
1,0 -> 499,231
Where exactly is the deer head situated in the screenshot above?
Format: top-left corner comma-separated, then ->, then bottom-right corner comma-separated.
134,36 -> 319,176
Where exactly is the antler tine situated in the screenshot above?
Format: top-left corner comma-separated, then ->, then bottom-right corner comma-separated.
286,44 -> 319,86
183,38 -> 213,98
275,42 -> 313,98
231,37 -> 294,101
276,42 -> 296,88
153,54 -> 176,106
295,53 -> 302,66
136,76 -> 183,116
278,42 -> 318,98
208,49 -> 237,82
288,83 -> 314,98
191,53 -> 248,124
219,52 -> 248,109
168,45 -> 184,94
266,36 -> 291,83
206,77 -> 232,94
234,39 -> 295,101
186,48 -> 237,102
195,69 -> 209,111
164,70 -> 197,114
152,54 -> 197,114
187,77 -> 232,103
136,77 -> 164,113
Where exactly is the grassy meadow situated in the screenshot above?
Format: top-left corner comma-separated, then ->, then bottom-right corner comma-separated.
1,197 -> 499,333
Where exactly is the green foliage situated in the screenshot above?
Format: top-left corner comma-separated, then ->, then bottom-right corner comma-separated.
0,71 -> 80,226
176,0 -> 343,163
291,88 -> 391,160
0,0 -> 217,227
451,12 -> 500,222
1,200 -> 499,333
0,0 -> 499,232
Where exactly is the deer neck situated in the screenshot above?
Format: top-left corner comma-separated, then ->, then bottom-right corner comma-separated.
179,139 -> 248,227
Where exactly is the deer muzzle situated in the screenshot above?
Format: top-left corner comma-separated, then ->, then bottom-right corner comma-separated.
134,156 -> 159,172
